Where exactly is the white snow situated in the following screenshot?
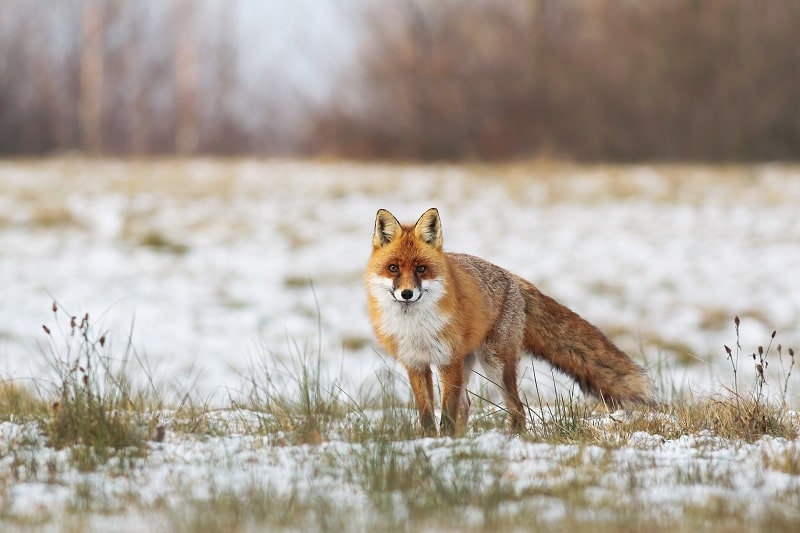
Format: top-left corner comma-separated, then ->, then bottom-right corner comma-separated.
3,417 -> 798,529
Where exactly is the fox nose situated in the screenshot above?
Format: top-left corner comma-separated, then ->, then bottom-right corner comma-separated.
400,289 -> 414,300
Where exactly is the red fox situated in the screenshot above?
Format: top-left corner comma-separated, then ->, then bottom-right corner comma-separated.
366,208 -> 655,436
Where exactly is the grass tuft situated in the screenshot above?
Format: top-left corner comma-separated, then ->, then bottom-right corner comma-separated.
347,439 -> 515,530
716,317 -> 797,441
239,339 -> 348,445
0,381 -> 48,422
38,302 -> 162,469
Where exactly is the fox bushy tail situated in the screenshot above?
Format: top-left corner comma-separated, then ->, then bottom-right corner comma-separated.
516,277 -> 656,406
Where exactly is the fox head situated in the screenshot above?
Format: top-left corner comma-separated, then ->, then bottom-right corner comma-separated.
366,208 -> 445,305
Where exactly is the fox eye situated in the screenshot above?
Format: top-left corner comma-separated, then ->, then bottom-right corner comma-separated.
415,265 -> 426,274
387,264 -> 399,273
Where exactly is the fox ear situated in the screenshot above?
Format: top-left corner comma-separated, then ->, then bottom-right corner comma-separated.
414,208 -> 442,249
373,209 -> 402,248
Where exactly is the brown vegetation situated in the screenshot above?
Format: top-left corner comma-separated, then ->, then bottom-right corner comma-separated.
2,0 -> 799,161
309,0 -> 800,161
0,0 -> 288,155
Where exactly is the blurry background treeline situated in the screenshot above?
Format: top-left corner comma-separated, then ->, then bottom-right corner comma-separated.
2,0 -> 799,161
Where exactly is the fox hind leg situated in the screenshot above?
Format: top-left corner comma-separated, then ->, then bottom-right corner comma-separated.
501,359 -> 526,433
482,351 -> 526,433
458,352 -> 477,427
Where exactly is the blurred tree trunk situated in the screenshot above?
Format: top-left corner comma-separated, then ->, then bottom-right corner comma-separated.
174,0 -> 198,154
207,2 -> 239,153
80,0 -> 104,154
124,3 -> 146,155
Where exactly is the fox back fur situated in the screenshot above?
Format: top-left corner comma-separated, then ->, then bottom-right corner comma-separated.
366,208 -> 655,435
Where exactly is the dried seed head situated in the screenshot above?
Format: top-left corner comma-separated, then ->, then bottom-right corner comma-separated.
758,346 -> 764,356
70,316 -> 76,329
99,335 -> 106,347
42,325 -> 50,335
724,344 -> 732,355
771,330 -> 776,339
734,316 -> 740,327
52,302 -> 57,313
789,348 -> 795,357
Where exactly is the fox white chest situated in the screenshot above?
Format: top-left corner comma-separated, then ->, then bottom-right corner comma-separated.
367,274 -> 452,369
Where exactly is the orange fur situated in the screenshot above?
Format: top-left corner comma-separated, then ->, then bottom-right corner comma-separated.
366,208 -> 654,436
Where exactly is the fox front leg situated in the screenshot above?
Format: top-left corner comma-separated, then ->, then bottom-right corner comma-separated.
406,366 -> 437,437
438,360 -> 467,436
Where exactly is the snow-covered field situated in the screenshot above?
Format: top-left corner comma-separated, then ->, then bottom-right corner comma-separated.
1,158 -> 799,529
2,413 -> 799,531
2,159 -> 798,401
